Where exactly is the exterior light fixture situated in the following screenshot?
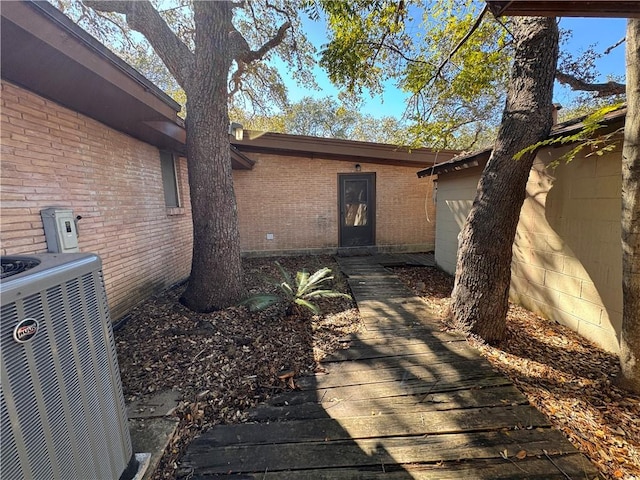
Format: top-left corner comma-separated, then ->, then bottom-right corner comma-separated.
355,164 -> 361,172
229,122 -> 243,141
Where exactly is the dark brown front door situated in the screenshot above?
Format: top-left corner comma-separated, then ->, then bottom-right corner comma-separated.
339,173 -> 375,247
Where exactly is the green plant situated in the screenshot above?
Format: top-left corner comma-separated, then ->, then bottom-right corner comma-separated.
239,262 -> 351,315
514,102 -> 625,167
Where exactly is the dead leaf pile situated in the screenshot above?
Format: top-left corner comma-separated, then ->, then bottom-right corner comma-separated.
114,256 -> 361,479
394,266 -> 640,480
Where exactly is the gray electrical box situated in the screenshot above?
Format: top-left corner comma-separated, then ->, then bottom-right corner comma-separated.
40,208 -> 79,253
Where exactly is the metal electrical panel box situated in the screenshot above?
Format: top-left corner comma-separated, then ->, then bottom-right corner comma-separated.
40,208 -> 80,253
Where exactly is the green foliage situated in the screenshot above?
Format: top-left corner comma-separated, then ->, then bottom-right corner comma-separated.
513,103 -> 625,167
239,262 -> 351,316
311,0 -> 512,150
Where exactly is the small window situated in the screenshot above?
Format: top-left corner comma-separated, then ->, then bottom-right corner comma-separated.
160,151 -> 180,208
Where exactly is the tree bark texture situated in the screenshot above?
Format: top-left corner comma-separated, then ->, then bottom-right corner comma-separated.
620,18 -> 640,393
179,2 -> 245,311
450,17 -> 559,343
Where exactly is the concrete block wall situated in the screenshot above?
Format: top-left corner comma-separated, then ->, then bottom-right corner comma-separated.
511,147 -> 622,352
233,153 -> 436,254
1,80 -> 193,320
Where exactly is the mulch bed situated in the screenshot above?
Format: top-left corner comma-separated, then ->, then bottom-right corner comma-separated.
114,256 -> 361,479
115,257 -> 639,480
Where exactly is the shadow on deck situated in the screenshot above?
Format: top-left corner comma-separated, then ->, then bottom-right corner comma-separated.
178,255 -> 598,479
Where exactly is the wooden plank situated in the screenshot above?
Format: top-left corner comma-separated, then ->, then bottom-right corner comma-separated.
249,385 -> 530,421
267,374 -> 513,407
355,310 -> 436,321
319,354 -> 489,375
188,405 -> 550,449
237,453 -> 597,479
354,302 -> 429,313
322,342 -> 483,363
341,325 -> 451,339
486,0 -> 640,18
310,373 -> 511,401
301,361 -> 501,389
333,335 -> 474,354
181,428 -> 580,474
340,329 -> 464,343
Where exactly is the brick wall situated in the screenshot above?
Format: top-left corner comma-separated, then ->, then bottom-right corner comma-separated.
511,147 -> 622,353
1,80 -> 193,320
233,153 -> 436,254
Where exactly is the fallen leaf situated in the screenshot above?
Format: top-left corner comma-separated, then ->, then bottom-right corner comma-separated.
516,450 -> 527,460
278,370 -> 295,381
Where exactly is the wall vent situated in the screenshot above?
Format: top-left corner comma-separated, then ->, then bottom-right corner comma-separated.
1,253 -> 137,480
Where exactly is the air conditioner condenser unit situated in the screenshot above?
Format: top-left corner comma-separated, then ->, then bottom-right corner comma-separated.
1,253 -> 137,480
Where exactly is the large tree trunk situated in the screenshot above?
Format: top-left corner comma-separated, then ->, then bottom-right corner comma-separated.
179,2 -> 244,311
449,17 -> 559,343
620,18 -> 640,393
84,0 -> 246,312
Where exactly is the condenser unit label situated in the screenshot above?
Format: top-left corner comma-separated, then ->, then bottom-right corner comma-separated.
13,318 -> 39,343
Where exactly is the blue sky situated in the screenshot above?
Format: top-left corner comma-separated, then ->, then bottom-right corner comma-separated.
281,15 -> 628,119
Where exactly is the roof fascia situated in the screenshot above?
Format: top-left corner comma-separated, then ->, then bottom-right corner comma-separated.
24,0 -> 181,113
486,1 -> 640,18
232,131 -> 459,167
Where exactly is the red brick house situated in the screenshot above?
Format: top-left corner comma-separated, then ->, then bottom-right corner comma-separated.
1,1 -> 195,320
1,1 -> 456,319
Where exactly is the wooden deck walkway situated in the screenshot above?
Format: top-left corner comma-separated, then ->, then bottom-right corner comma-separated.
179,256 -> 599,479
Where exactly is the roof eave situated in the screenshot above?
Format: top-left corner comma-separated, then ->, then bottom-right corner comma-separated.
486,1 -> 640,18
417,107 -> 627,178
232,131 -> 459,167
1,0 -> 186,154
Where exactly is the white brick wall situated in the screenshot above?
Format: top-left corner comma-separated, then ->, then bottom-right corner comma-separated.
512,149 -> 622,352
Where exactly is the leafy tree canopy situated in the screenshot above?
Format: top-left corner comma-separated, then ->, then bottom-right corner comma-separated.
54,0 -> 625,150
309,0 -> 512,149
53,0 -> 318,116
231,96 -> 410,144
310,0 -> 625,150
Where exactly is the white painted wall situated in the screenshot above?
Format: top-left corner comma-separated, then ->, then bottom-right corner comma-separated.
433,168 -> 482,275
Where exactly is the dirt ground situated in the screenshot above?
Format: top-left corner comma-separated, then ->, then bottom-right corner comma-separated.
115,257 -> 639,480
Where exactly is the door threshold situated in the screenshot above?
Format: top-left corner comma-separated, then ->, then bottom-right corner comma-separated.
336,246 -> 378,257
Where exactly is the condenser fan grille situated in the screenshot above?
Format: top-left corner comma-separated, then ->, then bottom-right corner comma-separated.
0,257 -> 41,279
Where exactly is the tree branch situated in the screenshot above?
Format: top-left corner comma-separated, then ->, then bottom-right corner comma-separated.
556,71 -> 626,97
231,21 -> 291,64
83,0 -> 193,87
370,0 -> 406,66
229,62 -> 246,98
604,37 -> 626,55
433,4 -> 489,81
362,41 -> 429,64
